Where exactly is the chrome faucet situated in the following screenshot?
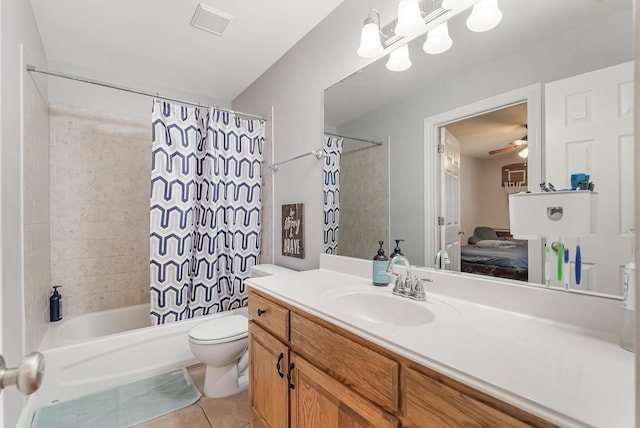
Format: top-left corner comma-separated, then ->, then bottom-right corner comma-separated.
386,255 -> 431,301
434,249 -> 450,270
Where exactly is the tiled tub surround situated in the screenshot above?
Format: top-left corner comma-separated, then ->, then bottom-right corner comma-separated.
49,105 -> 151,317
247,254 -> 634,427
23,72 -> 52,353
338,139 -> 389,259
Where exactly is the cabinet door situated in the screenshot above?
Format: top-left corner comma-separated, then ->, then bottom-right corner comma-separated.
249,322 -> 289,428
290,353 -> 398,428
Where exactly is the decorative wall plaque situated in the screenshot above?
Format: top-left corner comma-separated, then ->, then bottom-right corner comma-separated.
282,203 -> 305,259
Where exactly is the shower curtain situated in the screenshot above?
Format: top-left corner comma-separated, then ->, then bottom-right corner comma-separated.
150,101 -> 264,324
323,135 -> 343,254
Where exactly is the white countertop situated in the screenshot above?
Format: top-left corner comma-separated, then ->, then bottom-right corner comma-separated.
247,266 -> 635,428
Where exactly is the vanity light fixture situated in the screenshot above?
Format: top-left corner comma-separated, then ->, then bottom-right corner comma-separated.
357,9 -> 384,58
386,44 -> 412,71
394,0 -> 425,37
423,21 -> 453,54
466,0 -> 502,32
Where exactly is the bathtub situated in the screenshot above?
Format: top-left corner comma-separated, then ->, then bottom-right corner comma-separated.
18,304 -> 247,427
39,303 -> 153,349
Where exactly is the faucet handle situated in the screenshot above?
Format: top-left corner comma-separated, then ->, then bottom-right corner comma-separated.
392,275 -> 407,296
409,278 -> 431,301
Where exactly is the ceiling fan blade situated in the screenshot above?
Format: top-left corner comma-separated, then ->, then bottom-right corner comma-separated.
489,146 -> 518,155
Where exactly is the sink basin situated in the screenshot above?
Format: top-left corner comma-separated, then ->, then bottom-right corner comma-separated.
326,291 -> 434,327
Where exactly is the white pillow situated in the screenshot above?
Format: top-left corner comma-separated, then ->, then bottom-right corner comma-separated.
476,239 -> 516,248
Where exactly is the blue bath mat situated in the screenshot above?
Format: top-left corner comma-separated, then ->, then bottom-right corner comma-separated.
31,368 -> 201,428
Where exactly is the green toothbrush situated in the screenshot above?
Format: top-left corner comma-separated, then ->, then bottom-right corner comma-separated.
557,242 -> 564,282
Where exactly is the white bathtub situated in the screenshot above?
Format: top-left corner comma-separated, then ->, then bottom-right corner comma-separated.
18,304 -> 247,427
39,303 -> 153,349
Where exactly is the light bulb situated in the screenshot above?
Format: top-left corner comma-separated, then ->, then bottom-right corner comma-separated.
386,44 -> 412,72
423,22 -> 453,54
466,0 -> 502,32
395,0 -> 425,37
357,18 -> 384,58
518,147 -> 529,158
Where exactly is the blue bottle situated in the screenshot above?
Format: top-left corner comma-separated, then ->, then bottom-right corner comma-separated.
372,241 -> 390,286
50,286 -> 62,322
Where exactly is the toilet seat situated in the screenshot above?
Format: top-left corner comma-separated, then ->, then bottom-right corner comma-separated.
188,315 -> 248,345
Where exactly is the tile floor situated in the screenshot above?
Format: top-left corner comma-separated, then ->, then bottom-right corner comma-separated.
133,364 -> 253,428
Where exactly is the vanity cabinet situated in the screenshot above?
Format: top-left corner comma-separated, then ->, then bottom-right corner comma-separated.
290,353 -> 398,428
248,289 -> 554,428
249,323 -> 290,427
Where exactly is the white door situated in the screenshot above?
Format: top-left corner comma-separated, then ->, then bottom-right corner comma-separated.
440,127 -> 461,271
545,61 -> 634,295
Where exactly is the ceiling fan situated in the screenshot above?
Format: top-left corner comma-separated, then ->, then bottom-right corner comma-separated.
488,125 -> 528,157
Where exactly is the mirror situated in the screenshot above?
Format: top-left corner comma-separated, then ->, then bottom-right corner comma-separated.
323,0 -> 633,297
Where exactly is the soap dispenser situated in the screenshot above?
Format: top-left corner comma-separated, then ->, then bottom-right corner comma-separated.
50,286 -> 63,322
391,239 -> 405,264
372,241 -> 390,286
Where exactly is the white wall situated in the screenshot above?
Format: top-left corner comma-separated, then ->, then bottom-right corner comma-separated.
1,0 -> 48,425
232,0 -> 399,270
45,60 -> 231,121
476,152 -> 522,230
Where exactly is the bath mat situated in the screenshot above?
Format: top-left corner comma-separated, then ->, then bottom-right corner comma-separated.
31,368 -> 201,428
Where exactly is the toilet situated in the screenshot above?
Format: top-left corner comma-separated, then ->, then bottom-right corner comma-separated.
188,263 -> 295,398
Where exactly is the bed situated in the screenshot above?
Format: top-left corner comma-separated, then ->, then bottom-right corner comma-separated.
460,227 -> 528,281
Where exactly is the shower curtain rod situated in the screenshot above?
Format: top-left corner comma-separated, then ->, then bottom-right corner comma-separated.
268,149 -> 326,172
324,132 -> 382,146
26,64 -> 266,122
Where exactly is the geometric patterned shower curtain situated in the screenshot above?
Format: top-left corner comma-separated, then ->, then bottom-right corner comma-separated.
323,135 -> 343,254
150,101 -> 264,325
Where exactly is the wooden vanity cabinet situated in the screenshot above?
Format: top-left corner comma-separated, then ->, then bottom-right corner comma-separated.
248,289 -> 554,428
249,323 -> 290,428
290,353 -> 399,428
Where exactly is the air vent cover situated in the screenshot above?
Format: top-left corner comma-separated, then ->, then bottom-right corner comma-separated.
190,3 -> 233,36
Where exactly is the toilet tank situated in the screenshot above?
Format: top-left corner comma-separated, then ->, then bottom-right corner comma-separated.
249,264 -> 296,278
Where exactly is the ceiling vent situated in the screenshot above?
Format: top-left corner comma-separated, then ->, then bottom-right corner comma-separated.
190,3 -> 234,37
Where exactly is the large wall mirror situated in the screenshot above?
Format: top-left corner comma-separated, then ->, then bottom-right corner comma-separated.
323,0 -> 633,298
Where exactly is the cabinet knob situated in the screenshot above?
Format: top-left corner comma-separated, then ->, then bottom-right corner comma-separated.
287,362 -> 295,390
257,308 -> 266,317
276,352 -> 284,378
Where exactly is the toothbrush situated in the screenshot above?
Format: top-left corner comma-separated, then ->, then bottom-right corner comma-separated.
557,242 -> 564,282
563,247 -> 570,290
544,245 -> 551,287
575,239 -> 582,286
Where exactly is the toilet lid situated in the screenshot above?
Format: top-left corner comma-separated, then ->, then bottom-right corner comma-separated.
189,315 -> 248,342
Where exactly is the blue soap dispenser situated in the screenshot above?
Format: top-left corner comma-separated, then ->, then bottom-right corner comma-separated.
50,286 -> 63,322
372,241 -> 390,286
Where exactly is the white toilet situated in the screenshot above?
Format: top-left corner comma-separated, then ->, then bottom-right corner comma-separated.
188,263 -> 295,398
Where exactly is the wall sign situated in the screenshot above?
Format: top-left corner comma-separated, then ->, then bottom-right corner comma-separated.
282,203 -> 305,259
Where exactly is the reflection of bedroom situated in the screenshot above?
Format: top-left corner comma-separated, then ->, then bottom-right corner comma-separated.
445,103 -> 529,281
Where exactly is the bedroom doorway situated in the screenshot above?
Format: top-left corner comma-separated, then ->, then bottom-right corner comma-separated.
424,84 -> 543,284
441,103 -> 528,282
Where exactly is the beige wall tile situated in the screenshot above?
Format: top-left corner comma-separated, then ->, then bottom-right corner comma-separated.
23,73 -> 51,353
50,104 -> 150,317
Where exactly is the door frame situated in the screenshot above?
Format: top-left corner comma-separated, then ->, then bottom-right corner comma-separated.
423,84 -> 543,283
